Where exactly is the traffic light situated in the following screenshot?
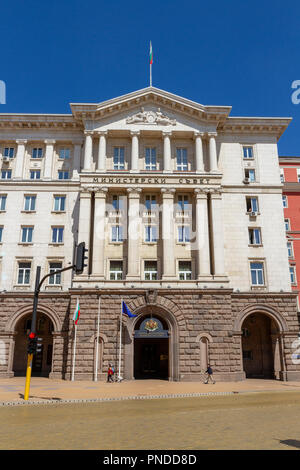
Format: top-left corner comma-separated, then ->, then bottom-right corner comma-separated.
27,333 -> 37,355
74,242 -> 88,274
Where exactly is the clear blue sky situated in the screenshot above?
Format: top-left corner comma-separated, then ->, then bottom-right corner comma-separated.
1,0 -> 300,155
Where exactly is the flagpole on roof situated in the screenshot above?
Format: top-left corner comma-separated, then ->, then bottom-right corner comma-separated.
149,41 -> 153,87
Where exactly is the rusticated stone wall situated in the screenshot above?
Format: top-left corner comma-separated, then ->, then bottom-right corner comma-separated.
0,289 -> 299,382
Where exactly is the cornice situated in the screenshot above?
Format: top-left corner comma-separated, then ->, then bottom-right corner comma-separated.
218,116 -> 292,140
0,114 -> 82,130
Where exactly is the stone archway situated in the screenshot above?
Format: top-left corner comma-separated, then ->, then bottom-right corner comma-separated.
234,305 -> 286,380
123,296 -> 183,381
6,304 -> 62,378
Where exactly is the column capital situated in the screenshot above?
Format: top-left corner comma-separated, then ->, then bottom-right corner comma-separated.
207,132 -> 218,138
127,187 -> 142,197
161,187 -> 176,196
16,139 -> 27,145
162,131 -> 172,138
210,188 -> 223,199
44,139 -> 56,145
193,131 -> 205,139
84,130 -> 94,136
96,130 -> 108,137
130,130 -> 140,137
194,188 -> 209,198
80,185 -> 94,195
94,187 -> 108,198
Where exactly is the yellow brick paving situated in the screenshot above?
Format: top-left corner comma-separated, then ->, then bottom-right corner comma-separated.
1,391 -> 300,450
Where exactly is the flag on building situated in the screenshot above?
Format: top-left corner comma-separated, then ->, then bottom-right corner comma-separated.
73,298 -> 80,325
122,301 -> 137,318
150,41 -> 153,65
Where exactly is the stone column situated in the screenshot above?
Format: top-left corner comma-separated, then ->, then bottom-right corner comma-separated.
194,132 -> 204,172
14,139 -> 27,179
92,188 -> 108,278
77,187 -> 93,275
97,131 -> 107,172
210,189 -> 225,276
130,131 -> 140,173
126,188 -> 141,280
44,139 -> 56,179
163,131 -> 172,172
161,188 -> 176,280
208,133 -> 218,172
83,132 -> 93,170
194,189 -> 211,278
72,142 -> 82,180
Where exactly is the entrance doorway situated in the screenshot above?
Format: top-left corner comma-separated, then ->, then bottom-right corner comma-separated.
13,313 -> 54,377
134,316 -> 169,380
241,313 -> 281,379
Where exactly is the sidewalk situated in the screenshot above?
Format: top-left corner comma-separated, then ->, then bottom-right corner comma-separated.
1,377 -> 300,405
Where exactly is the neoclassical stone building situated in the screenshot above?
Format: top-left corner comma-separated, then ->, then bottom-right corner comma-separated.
0,87 -> 299,381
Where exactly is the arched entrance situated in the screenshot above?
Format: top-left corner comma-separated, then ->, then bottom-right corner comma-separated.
13,313 -> 54,377
241,313 -> 282,379
134,315 -> 169,380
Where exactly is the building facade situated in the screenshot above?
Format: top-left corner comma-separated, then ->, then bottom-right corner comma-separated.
279,157 -> 300,311
0,87 -> 299,382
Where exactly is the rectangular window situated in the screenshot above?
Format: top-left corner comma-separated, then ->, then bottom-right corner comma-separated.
111,225 -> 123,242
249,228 -> 261,245
144,261 -> 158,280
0,195 -> 7,211
112,195 -> 123,211
59,148 -> 70,160
18,262 -> 31,285
250,261 -> 265,286
109,261 -> 123,280
297,170 -> 300,183
244,168 -> 256,182
51,227 -> 64,244
290,266 -> 296,284
280,170 -> 285,183
21,227 -> 33,243
32,148 -> 43,159
0,226 -> 3,242
178,225 -> 190,243
178,195 -> 189,212
179,261 -> 192,280
49,262 -> 62,285
243,146 -> 253,159
246,197 -> 258,213
24,195 -> 36,211
54,196 -> 66,212
58,171 -> 69,180
282,195 -> 288,208
3,147 -> 14,158
287,242 -> 294,258
30,170 -> 40,180
145,225 -> 157,242
113,147 -> 125,170
145,147 -> 156,170
1,170 -> 12,179
285,219 -> 290,231
176,148 -> 188,171
145,195 -> 157,212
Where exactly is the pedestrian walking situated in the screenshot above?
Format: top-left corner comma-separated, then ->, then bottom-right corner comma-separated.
107,364 -> 114,383
204,365 -> 215,384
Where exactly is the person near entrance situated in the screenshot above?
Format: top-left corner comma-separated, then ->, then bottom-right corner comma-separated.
107,364 -> 115,383
204,365 -> 215,384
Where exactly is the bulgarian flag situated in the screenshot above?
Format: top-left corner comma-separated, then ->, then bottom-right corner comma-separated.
149,41 -> 153,65
73,298 -> 80,325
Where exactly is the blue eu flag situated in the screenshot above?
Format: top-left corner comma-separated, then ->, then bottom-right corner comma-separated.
122,301 -> 137,318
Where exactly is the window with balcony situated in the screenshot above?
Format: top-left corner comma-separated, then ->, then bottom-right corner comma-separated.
176,148 -> 188,171
145,147 -> 156,170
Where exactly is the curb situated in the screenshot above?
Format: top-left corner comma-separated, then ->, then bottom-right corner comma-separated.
0,391 -> 235,407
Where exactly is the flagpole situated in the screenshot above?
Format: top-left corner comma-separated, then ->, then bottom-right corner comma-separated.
71,322 -> 77,381
118,299 -> 122,381
94,296 -> 101,382
150,63 -> 152,87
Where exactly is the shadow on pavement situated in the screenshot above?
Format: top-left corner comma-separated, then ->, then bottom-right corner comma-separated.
279,439 -> 300,449
18,393 -> 62,401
